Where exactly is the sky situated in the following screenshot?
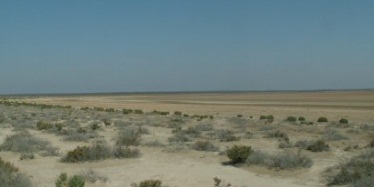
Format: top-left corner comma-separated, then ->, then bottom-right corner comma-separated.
1,1 -> 374,94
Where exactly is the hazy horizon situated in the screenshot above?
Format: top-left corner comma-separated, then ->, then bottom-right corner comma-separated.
1,1 -> 374,94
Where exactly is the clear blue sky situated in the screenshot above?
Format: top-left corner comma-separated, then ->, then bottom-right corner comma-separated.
1,1 -> 373,94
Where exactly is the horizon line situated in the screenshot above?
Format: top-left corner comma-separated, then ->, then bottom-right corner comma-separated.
1,88 -> 374,97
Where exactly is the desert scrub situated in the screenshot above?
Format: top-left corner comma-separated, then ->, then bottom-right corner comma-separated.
62,129 -> 98,142
298,116 -> 306,122
56,172 -> 85,187
306,140 -> 330,152
265,130 -> 289,143
194,123 -> 214,131
317,117 -> 328,123
339,118 -> 349,124
215,129 -> 240,142
192,140 -> 219,152
131,179 -> 163,187
247,150 -> 313,169
36,120 -> 53,130
326,150 -> 374,186
286,116 -> 297,122
62,140 -> 112,162
112,146 -> 140,158
116,127 -> 142,146
0,156 -> 33,187
260,115 -> 274,122
226,145 -> 253,164
323,129 -> 348,141
0,131 -> 56,153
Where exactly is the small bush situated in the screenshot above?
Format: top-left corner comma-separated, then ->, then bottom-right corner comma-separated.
36,121 -> 53,130
298,116 -> 306,122
215,129 -> 240,142
112,146 -> 140,158
20,153 -> 35,160
286,116 -> 297,122
56,172 -> 85,187
131,179 -> 163,187
327,150 -> 374,186
317,117 -> 328,123
0,156 -> 33,187
116,127 -> 141,146
0,131 -> 51,153
247,150 -> 313,169
260,115 -> 274,122
266,130 -> 289,143
174,111 -> 182,116
306,140 -> 330,152
62,141 -> 112,162
226,145 -> 253,164
339,118 -> 349,124
323,129 -> 348,141
192,140 -> 219,152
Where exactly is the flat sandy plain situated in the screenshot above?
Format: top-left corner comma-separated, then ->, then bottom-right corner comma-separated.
1,91 -> 374,187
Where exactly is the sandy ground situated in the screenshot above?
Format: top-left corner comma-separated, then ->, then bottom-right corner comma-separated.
1,91 -> 373,187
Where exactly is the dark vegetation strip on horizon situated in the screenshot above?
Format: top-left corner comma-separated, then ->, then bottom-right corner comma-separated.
1,88 -> 374,98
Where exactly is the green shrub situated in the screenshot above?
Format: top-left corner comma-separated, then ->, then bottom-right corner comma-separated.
317,117 -> 328,123
131,179 -> 163,187
226,145 -> 253,164
174,111 -> 182,115
260,115 -> 274,122
339,118 -> 349,124
62,141 -> 112,162
134,109 -> 143,114
36,121 -> 53,130
298,116 -> 306,122
266,130 -> 289,143
56,173 -> 85,187
306,140 -> 330,152
123,109 -> 133,114
286,116 -> 297,122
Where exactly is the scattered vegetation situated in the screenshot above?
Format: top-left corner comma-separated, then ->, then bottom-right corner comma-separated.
317,117 -> 328,123
55,172 -> 85,187
0,131 -> 56,153
286,116 -> 297,122
327,150 -> 374,186
62,140 -> 139,163
260,115 -> 274,122
339,118 -> 349,124
306,140 -> 330,152
226,145 -> 253,164
0,156 -> 33,187
131,179 -> 163,187
247,150 -> 313,169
